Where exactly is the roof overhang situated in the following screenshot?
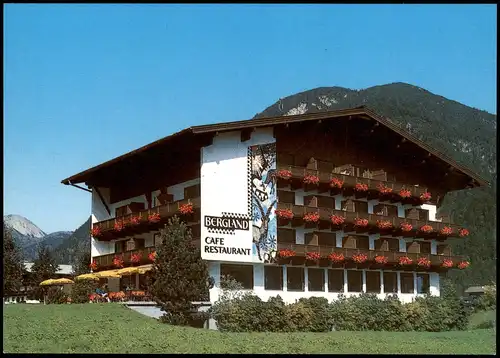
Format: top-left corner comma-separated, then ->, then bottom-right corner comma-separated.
61,106 -> 488,188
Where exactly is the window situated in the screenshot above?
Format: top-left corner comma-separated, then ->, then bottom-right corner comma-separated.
135,238 -> 145,250
115,240 -> 126,253
264,266 -> 283,290
154,233 -> 162,247
328,269 -> 344,292
220,264 -> 254,290
347,270 -> 363,292
420,242 -> 431,254
401,273 -> 414,294
287,267 -> 305,292
366,271 -> 381,293
417,273 -> 430,294
308,268 -> 325,292
383,272 -> 398,293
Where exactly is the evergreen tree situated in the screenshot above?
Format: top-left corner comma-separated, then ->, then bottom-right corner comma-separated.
3,226 -> 25,295
72,251 -> 91,276
30,244 -> 59,300
152,216 -> 210,326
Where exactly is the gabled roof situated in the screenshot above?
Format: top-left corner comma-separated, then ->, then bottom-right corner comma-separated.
61,106 -> 488,187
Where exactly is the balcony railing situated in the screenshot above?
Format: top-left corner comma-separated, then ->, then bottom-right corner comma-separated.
276,202 -> 464,239
276,243 -> 465,269
92,197 -> 201,241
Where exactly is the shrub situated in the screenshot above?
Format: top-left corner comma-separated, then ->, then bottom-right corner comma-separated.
297,297 -> 333,332
46,287 -> 68,304
284,301 -> 315,332
71,280 -> 98,304
477,283 -> 496,312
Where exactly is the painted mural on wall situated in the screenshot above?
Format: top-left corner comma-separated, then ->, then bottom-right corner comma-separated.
248,143 -> 277,261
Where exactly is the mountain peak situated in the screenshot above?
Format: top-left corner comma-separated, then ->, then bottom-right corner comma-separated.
4,214 -> 46,238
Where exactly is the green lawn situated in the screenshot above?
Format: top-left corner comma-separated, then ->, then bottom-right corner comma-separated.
469,309 -> 496,329
3,303 -> 497,354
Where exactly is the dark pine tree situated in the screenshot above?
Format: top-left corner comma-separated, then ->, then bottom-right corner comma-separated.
3,226 -> 25,295
152,216 -> 210,326
30,244 -> 60,300
72,251 -> 91,276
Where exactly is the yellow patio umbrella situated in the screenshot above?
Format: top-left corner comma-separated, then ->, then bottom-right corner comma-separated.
117,267 -> 139,276
53,278 -> 74,285
39,279 -> 57,286
75,273 -> 100,281
137,264 -> 153,275
95,270 -> 122,279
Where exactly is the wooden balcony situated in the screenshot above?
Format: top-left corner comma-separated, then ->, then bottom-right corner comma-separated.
93,238 -> 201,271
277,164 -> 429,205
276,202 -> 464,239
276,243 -> 466,271
92,197 -> 201,241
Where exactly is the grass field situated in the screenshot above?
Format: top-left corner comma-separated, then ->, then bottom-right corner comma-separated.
3,304 -> 496,354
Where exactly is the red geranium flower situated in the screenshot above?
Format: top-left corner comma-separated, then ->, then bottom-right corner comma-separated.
457,261 -> 470,269
148,251 -> 156,262
278,249 -> 295,258
328,252 -> 345,263
114,221 -> 124,232
113,255 -> 124,268
440,226 -> 453,236
355,183 -> 368,192
148,213 -> 161,223
417,257 -> 431,268
331,215 -> 345,226
376,220 -> 393,230
306,252 -> 321,261
277,169 -> 292,180
441,259 -> 453,268
129,215 -> 142,226
275,209 -> 294,220
179,203 -> 194,215
459,228 -> 470,237
90,227 -> 101,237
131,252 -> 142,263
303,212 -> 320,223
420,192 -> 432,202
352,253 -> 368,264
399,189 -> 412,198
420,224 -> 433,234
374,255 -> 388,264
303,174 -> 320,185
399,256 -> 413,266
330,177 -> 344,189
400,222 -> 413,232
354,218 -> 368,227
89,260 -> 98,270
377,183 -> 393,194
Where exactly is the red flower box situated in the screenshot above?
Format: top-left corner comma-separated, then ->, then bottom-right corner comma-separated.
328,252 -> 345,263
399,256 -> 413,266
179,203 -> 194,215
419,224 -> 433,234
278,249 -> 295,258
131,252 -> 142,263
354,183 -> 368,192
330,215 -> 345,225
113,255 -> 124,268
440,226 -> 453,236
277,169 -> 292,180
352,253 -> 368,264
89,260 -> 98,270
148,213 -> 161,223
417,257 -> 431,268
457,261 -> 470,269
420,192 -> 432,202
329,177 -> 344,189
458,228 -> 470,237
441,259 -> 453,268
114,221 -> 124,232
374,255 -> 388,264
148,251 -> 157,262
275,209 -> 294,220
354,218 -> 369,227
377,183 -> 393,195
399,189 -> 412,198
303,174 -> 320,185
303,212 -> 320,223
129,215 -> 142,226
306,252 -> 321,261
400,222 -> 413,232
90,227 -> 101,237
376,220 -> 393,230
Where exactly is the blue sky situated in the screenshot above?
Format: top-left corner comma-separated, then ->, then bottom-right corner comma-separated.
4,4 -> 497,233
